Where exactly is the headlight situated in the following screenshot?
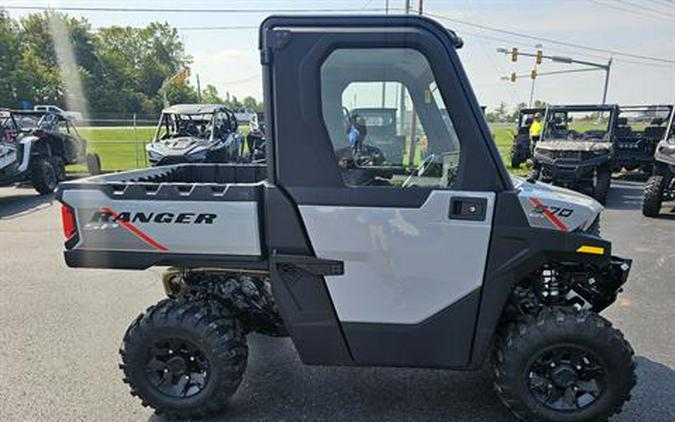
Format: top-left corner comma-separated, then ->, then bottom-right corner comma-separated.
592,149 -> 609,156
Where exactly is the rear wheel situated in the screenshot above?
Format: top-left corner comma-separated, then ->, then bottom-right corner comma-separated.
30,157 -> 58,195
593,167 -> 611,205
642,174 -> 667,217
119,297 -> 247,419
493,308 -> 636,422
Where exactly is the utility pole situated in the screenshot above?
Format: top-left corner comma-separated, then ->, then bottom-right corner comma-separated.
418,0 -> 424,14
498,48 -> 613,104
196,74 -> 202,103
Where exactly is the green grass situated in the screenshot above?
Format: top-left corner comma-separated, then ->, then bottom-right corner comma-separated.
71,124 -> 527,175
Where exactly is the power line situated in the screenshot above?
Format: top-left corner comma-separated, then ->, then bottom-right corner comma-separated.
614,0 -> 675,18
425,11 -> 675,64
586,0 -> 673,22
2,5 -> 396,14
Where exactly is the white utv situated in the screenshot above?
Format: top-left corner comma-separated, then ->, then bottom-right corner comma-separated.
642,109 -> 675,216
146,104 -> 243,166
56,16 -> 636,422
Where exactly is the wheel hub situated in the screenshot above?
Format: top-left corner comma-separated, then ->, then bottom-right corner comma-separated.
145,338 -> 209,399
550,365 -> 578,388
527,345 -> 606,411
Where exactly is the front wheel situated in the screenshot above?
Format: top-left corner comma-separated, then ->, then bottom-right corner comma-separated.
511,154 -> 522,169
30,158 -> 58,195
593,167 -> 611,205
642,174 -> 667,217
494,308 -> 636,422
119,297 -> 248,419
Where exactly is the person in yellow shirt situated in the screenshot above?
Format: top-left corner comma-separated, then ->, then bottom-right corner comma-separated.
529,112 -> 543,144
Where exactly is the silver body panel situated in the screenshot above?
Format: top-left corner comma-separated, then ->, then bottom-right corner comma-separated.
62,189 -> 261,256
300,190 -> 495,324
513,176 -> 602,232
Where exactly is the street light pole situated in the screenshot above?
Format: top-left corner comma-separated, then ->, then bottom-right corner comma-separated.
498,48 -> 613,105
380,0 -> 389,108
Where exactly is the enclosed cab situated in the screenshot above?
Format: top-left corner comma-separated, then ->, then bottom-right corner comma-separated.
56,16 -> 636,422
146,104 -> 243,166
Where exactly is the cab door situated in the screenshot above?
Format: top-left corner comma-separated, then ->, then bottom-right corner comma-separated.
263,17 -> 508,368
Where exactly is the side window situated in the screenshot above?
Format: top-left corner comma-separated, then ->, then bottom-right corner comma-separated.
320,48 -> 461,189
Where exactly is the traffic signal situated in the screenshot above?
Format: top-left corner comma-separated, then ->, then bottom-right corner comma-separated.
511,47 -> 518,62
530,68 -> 537,80
536,49 -> 543,64
510,72 -> 517,82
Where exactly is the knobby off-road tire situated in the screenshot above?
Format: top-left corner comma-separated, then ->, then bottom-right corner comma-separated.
593,167 -> 611,205
51,156 -> 66,182
642,174 -> 667,217
30,158 -> 58,195
119,297 -> 248,419
86,153 -> 101,175
511,154 -> 522,169
493,308 -> 636,422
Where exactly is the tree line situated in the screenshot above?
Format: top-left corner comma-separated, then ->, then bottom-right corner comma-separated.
484,100 -> 547,123
0,10 -> 261,117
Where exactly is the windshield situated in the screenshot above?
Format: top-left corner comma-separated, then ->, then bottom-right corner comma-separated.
156,112 -> 214,140
14,114 -> 41,131
543,109 -> 612,141
617,106 -> 672,141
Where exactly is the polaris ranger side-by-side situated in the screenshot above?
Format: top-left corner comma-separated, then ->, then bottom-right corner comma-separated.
56,16 -> 636,422
509,107 -> 546,169
532,105 -> 618,204
613,104 -> 673,174
642,109 -> 675,217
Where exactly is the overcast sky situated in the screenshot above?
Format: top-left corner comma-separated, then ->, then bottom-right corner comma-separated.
4,0 -> 675,110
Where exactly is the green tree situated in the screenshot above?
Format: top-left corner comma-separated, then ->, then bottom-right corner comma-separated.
201,84 -> 223,104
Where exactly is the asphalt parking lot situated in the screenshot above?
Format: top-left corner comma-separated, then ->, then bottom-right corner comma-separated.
1,178 -> 674,422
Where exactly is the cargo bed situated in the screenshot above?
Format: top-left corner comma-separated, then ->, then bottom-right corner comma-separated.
56,163 -> 268,270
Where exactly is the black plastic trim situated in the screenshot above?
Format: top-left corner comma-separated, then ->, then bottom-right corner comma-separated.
341,289 -> 481,368
468,191 -> 613,369
64,250 -> 267,270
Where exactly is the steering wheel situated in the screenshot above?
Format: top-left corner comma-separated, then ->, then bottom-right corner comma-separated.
402,153 -> 437,188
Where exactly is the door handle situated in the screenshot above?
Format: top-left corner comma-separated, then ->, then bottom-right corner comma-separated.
449,197 -> 487,221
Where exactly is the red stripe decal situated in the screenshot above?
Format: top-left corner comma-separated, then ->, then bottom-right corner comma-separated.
101,208 -> 169,251
528,197 -> 569,232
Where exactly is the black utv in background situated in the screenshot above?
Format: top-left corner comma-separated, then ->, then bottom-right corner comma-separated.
643,110 -> 675,216
351,107 -> 406,165
509,107 -> 545,168
612,104 -> 673,175
532,104 -> 618,204
0,108 -> 98,194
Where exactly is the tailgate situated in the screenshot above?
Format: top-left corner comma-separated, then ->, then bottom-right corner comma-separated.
56,165 -> 266,270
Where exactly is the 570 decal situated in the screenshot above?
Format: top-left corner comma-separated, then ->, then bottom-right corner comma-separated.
531,205 -> 575,218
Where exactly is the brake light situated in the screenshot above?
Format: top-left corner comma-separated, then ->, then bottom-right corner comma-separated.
61,204 -> 77,240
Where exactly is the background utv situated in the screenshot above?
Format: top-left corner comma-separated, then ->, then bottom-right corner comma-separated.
532,104 -> 617,204
0,108 -> 99,195
57,16 -> 636,422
